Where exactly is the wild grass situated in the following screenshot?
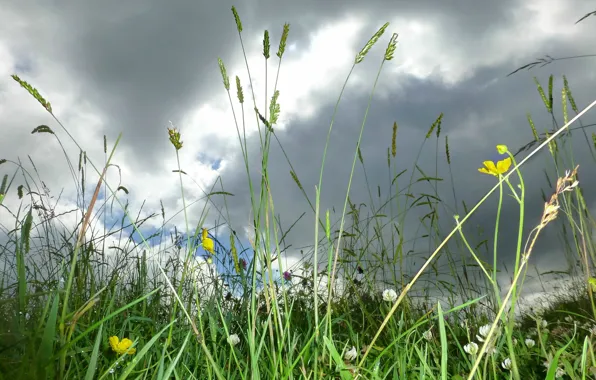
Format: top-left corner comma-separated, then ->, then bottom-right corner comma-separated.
1,6 -> 596,379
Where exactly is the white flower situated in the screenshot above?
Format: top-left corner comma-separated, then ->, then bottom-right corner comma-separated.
525,338 -> 535,348
589,325 -> 596,335
227,334 -> 240,346
464,342 -> 478,355
382,289 -> 397,302
512,338 -> 518,346
555,367 -> 565,378
344,346 -> 357,361
564,316 -> 573,323
476,324 -> 490,342
423,329 -> 433,341
488,347 -> 498,356
540,319 -> 548,328
501,358 -> 512,370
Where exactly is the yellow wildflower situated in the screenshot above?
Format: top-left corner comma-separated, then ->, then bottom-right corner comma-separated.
202,228 -> 214,254
478,157 -> 512,176
479,144 -> 512,176
109,336 -> 136,355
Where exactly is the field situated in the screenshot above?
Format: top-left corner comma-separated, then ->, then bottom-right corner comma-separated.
1,6 -> 596,380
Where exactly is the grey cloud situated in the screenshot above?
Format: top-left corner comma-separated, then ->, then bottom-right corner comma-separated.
0,0 -> 539,168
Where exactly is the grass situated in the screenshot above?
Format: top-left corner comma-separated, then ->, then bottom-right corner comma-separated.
2,6 -> 596,379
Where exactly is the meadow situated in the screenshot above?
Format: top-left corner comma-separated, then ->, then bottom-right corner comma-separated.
2,6 -> 596,379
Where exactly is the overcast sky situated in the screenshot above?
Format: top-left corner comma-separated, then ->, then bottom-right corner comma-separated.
1,0 -> 595,303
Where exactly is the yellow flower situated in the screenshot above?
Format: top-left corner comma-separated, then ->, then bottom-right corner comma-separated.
478,157 -> 512,176
109,336 -> 136,355
202,228 -> 214,254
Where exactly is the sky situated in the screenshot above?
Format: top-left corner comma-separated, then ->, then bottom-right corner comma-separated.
1,0 -> 596,306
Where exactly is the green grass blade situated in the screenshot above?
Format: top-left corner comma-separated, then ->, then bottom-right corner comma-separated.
36,292 -> 59,379
117,319 -> 177,380
437,302 -> 448,380
54,287 -> 160,357
545,327 -> 576,380
323,336 -> 352,380
84,323 -> 104,380
162,331 -> 192,380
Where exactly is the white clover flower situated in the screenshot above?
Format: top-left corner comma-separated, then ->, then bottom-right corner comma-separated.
464,342 -> 478,355
344,346 -> 357,361
488,347 -> 498,356
524,338 -> 535,348
476,324 -> 490,342
540,319 -> 548,328
564,315 -> 573,323
555,367 -> 565,378
423,329 -> 433,341
501,358 -> 512,370
227,334 -> 240,346
382,289 -> 397,302
512,338 -> 518,346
